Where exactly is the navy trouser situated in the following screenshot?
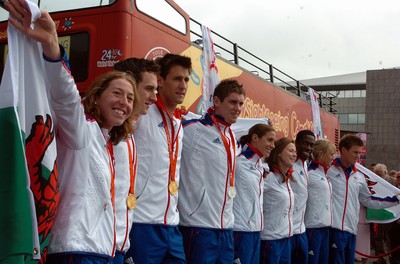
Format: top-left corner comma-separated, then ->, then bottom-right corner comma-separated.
306,227 -> 330,264
290,232 -> 308,264
329,228 -> 356,264
260,237 -> 291,264
46,252 -> 112,264
110,250 -> 125,264
180,226 -> 233,264
125,223 -> 186,264
233,231 -> 261,264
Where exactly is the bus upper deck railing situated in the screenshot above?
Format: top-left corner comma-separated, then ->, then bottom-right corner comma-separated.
189,18 -> 337,114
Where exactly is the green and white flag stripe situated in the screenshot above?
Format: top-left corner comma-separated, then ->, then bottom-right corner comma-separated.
357,163 -> 400,223
0,108 -> 36,263
0,1 -> 58,263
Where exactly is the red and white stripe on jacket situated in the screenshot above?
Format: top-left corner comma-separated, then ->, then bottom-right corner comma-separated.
328,158 -> 399,235
261,168 -> 294,240
132,104 -> 182,225
305,160 -> 332,228
233,143 -> 264,232
291,159 -> 309,235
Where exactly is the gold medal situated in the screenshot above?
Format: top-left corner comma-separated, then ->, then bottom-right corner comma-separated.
169,181 -> 178,195
228,186 -> 237,199
126,194 -> 136,209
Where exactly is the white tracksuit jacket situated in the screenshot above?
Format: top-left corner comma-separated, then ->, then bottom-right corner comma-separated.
132,103 -> 182,225
179,112 -> 237,229
261,167 -> 294,240
328,158 -> 399,235
46,52 -> 116,256
114,136 -> 136,253
304,160 -> 332,228
291,158 -> 309,235
233,144 -> 264,232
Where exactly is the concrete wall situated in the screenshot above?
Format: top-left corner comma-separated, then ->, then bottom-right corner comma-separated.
365,69 -> 400,170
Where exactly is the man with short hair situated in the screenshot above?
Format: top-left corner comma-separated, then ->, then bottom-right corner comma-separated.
111,58 -> 159,263
113,58 -> 159,115
124,54 -> 192,263
291,130 -> 315,264
328,135 -> 399,264
179,79 -> 245,264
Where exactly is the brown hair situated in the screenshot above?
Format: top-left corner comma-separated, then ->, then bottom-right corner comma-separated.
338,134 -> 363,151
268,137 -> 295,182
213,79 -> 245,103
239,123 -> 275,146
158,53 -> 192,79
83,71 -> 140,144
113,58 -> 159,84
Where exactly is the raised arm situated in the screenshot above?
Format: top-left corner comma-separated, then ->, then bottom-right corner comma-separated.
5,0 -> 60,59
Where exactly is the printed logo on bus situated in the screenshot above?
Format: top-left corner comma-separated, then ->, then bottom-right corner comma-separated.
145,47 -> 171,60
97,49 -> 123,68
62,17 -> 75,31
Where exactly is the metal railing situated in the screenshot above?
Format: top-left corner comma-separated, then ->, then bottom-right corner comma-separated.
189,18 -> 337,114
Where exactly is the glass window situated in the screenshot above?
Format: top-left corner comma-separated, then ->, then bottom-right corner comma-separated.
59,32 -> 90,82
0,0 -> 116,21
358,114 -> 365,124
136,0 -> 187,34
361,90 -> 366,97
339,114 -> 348,124
353,90 -> 361,97
348,114 -> 358,124
337,91 -> 345,98
344,90 -> 353,98
40,0 -> 115,12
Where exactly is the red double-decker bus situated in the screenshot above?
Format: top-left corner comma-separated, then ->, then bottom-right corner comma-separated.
0,0 -> 339,142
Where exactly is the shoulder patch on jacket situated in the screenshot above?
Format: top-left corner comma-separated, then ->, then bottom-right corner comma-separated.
213,137 -> 222,144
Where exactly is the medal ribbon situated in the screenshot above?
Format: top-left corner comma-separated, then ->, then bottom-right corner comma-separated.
210,113 -> 236,187
106,141 -> 116,208
155,100 -> 181,186
126,135 -> 137,197
106,139 -> 117,256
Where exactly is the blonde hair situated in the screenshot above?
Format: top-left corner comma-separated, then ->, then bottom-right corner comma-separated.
312,139 -> 336,164
83,71 -> 141,144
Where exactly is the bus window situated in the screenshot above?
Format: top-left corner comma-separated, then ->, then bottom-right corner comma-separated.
0,1 -> 39,21
59,32 -> 90,82
136,0 -> 186,35
0,32 -> 89,83
40,0 -> 116,13
0,0 -> 116,22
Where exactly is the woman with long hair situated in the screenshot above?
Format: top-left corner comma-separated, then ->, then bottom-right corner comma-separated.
260,137 -> 297,264
5,1 -> 141,263
233,124 -> 276,264
305,139 -> 336,264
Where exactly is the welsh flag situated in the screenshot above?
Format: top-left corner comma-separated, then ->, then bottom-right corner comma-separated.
357,163 -> 400,223
0,2 -> 58,263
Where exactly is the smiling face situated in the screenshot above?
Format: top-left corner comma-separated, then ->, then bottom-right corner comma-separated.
278,142 -> 297,170
213,92 -> 245,124
96,78 -> 134,131
296,134 -> 315,161
252,131 -> 276,158
158,65 -> 190,114
137,71 -> 158,115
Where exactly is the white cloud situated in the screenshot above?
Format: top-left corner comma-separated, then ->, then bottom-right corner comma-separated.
175,0 -> 400,79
